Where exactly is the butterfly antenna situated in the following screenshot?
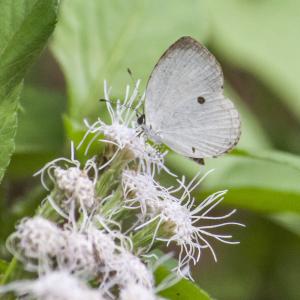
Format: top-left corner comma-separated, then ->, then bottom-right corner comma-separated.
127,67 -> 133,78
127,67 -> 136,87
126,67 -> 145,118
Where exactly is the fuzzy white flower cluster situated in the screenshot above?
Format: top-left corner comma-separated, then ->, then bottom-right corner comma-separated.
1,82 -> 243,299
7,217 -> 66,271
120,282 -> 162,300
79,81 -> 168,174
34,144 -> 99,228
0,271 -> 105,300
5,216 -> 156,299
122,169 -> 244,279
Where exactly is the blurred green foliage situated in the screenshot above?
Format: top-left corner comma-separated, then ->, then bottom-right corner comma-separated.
0,0 -> 59,255
207,0 -> 300,120
1,0 -> 300,299
51,0 -> 210,119
0,0 -> 58,182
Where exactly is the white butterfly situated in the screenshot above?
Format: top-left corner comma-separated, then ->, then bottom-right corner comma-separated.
141,36 -> 241,159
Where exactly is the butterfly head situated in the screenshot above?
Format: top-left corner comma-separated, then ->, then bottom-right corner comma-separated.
137,116 -> 163,145
137,113 -> 146,126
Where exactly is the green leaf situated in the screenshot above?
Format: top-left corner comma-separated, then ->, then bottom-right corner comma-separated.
6,86 -> 65,179
206,0 -> 300,120
155,266 -> 212,300
0,259 -> 8,274
0,259 -> 9,286
51,0 -> 209,121
0,85 -> 20,182
231,148 -> 300,173
16,86 -> 65,154
271,212 -> 300,237
166,148 -> 300,214
0,0 -> 59,183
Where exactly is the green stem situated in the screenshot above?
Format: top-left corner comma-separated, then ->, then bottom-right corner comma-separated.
132,218 -> 165,253
96,151 -> 130,198
0,257 -> 17,285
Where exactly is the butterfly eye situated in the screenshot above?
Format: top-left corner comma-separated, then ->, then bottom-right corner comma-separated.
197,96 -> 205,104
137,114 -> 145,125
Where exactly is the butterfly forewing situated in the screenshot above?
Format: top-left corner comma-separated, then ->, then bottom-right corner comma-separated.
145,36 -> 241,158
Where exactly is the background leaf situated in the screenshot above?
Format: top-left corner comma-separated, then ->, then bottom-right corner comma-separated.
0,259 -> 8,276
166,148 -> 300,214
0,0 -> 59,183
6,86 -> 65,179
271,212 -> 300,237
51,0 -> 209,120
16,86 -> 65,154
0,85 -> 20,183
206,0 -> 300,120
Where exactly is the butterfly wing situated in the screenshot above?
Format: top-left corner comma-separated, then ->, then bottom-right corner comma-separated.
145,36 -> 240,158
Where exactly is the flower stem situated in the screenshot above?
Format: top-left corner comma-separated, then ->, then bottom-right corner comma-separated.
0,257 -> 17,285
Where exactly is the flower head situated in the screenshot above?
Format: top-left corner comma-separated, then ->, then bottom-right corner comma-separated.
58,230 -> 98,278
120,282 -> 162,300
7,217 -> 66,272
58,225 -> 125,280
123,169 -> 244,279
122,169 -> 162,215
54,166 -> 95,209
79,81 -> 168,174
0,271 -> 105,300
109,249 -> 154,290
35,143 -> 98,226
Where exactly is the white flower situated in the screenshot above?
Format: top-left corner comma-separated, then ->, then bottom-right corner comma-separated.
6,217 -> 66,272
120,282 -> 162,300
58,230 -> 97,278
0,271 -> 105,300
58,226 -> 121,279
78,81 -> 168,174
122,169 -> 164,215
54,166 -> 95,209
34,143 -> 98,226
108,249 -> 154,290
122,170 -> 244,279
87,226 -> 118,264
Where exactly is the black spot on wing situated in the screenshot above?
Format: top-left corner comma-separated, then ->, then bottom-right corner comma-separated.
197,96 -> 205,104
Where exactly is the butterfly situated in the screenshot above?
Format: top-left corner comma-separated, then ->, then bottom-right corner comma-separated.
139,36 -> 241,159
